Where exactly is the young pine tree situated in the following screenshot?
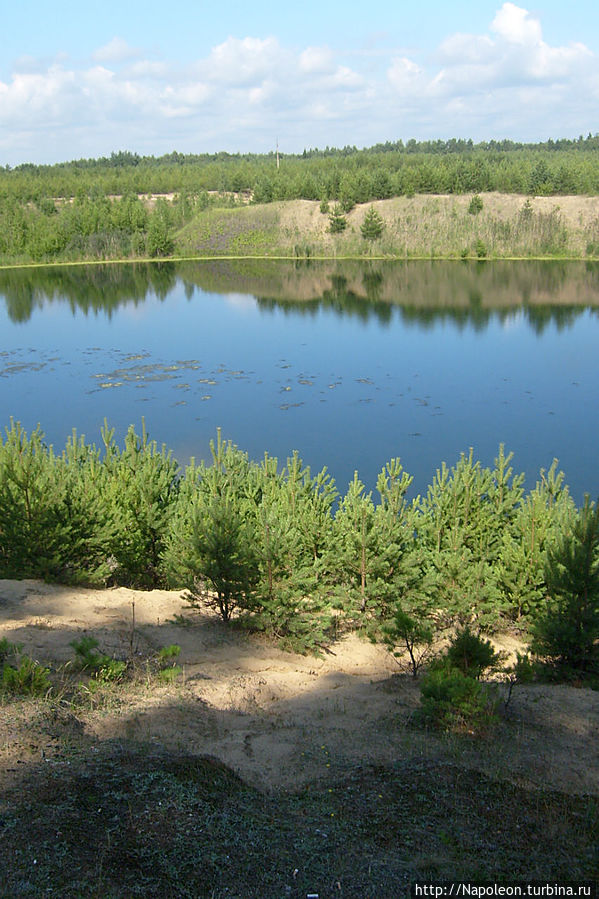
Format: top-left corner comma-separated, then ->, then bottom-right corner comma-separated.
496,459 -> 574,621
418,450 -> 506,629
163,433 -> 260,621
0,422 -> 68,579
102,421 -> 180,588
360,206 -> 385,242
328,204 -> 348,234
531,496 -> 599,678
331,472 -> 378,619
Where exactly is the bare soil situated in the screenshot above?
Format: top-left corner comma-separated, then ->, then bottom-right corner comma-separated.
1,578 -> 597,797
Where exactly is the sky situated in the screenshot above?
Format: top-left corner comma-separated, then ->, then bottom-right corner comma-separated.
1,0 -> 598,165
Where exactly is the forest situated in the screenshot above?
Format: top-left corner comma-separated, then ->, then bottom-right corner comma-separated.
1,420 -> 597,702
2,136 -> 599,265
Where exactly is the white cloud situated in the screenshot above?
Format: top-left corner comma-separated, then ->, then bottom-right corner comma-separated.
438,34 -> 494,66
201,36 -> 284,86
0,4 -> 597,165
432,2 -> 593,92
93,37 -> 141,64
400,0 -> 596,131
0,67 -> 81,126
299,46 -> 334,74
327,65 -> 364,90
125,60 -> 169,79
491,2 -> 542,45
387,57 -> 424,93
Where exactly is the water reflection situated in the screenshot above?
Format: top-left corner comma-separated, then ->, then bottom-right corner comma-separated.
2,259 -> 599,332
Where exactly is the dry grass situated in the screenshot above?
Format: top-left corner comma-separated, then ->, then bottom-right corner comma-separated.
174,194 -> 599,260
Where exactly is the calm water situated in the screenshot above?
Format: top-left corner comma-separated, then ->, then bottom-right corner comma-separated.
1,259 -> 598,501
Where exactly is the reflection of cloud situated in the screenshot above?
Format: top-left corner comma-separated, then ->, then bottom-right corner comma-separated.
1,4 -> 597,163
224,293 -> 258,312
501,310 -> 524,330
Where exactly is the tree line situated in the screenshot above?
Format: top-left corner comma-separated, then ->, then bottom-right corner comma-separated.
4,135 -> 599,200
1,421 -> 596,683
3,150 -> 599,205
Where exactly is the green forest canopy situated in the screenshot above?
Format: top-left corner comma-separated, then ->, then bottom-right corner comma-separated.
3,134 -> 599,202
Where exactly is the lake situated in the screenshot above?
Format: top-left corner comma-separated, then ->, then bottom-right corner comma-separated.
1,259 -> 598,502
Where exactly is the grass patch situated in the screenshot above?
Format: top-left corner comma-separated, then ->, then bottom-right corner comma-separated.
176,206 -> 282,257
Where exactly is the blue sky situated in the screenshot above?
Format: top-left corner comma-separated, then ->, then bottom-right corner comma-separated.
1,1 -> 598,165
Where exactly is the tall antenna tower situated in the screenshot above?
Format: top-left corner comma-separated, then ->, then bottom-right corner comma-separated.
276,137 -> 280,171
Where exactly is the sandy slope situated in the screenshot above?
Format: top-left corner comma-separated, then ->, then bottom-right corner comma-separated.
1,579 -> 597,795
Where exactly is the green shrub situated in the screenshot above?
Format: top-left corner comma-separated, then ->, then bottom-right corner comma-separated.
445,626 -> 501,679
416,627 -> 502,734
0,421 -> 114,584
157,666 -> 183,683
531,496 -> 599,680
0,422 -> 65,579
418,665 -> 498,734
154,644 -> 183,683
102,421 -> 180,588
468,195 -> 484,215
70,635 -> 103,669
511,651 -> 538,684
382,609 -> 433,677
520,198 -> 534,221
360,206 -> 385,241
95,658 -> 127,683
157,644 -> 181,665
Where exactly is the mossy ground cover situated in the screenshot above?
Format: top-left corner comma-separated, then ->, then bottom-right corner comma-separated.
1,739 -> 596,898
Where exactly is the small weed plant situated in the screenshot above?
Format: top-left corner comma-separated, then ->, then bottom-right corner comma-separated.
0,640 -> 52,698
382,609 -> 433,677
70,636 -> 127,683
0,637 -> 23,663
155,644 -> 183,683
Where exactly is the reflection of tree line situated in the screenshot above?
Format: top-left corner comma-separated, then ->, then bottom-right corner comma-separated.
0,263 -> 177,322
250,263 -> 599,333
1,260 -> 599,332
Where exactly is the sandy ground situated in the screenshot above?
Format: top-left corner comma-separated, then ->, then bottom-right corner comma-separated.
1,578 -> 598,796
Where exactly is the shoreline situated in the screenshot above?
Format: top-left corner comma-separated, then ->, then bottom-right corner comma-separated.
1,252 -> 599,273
